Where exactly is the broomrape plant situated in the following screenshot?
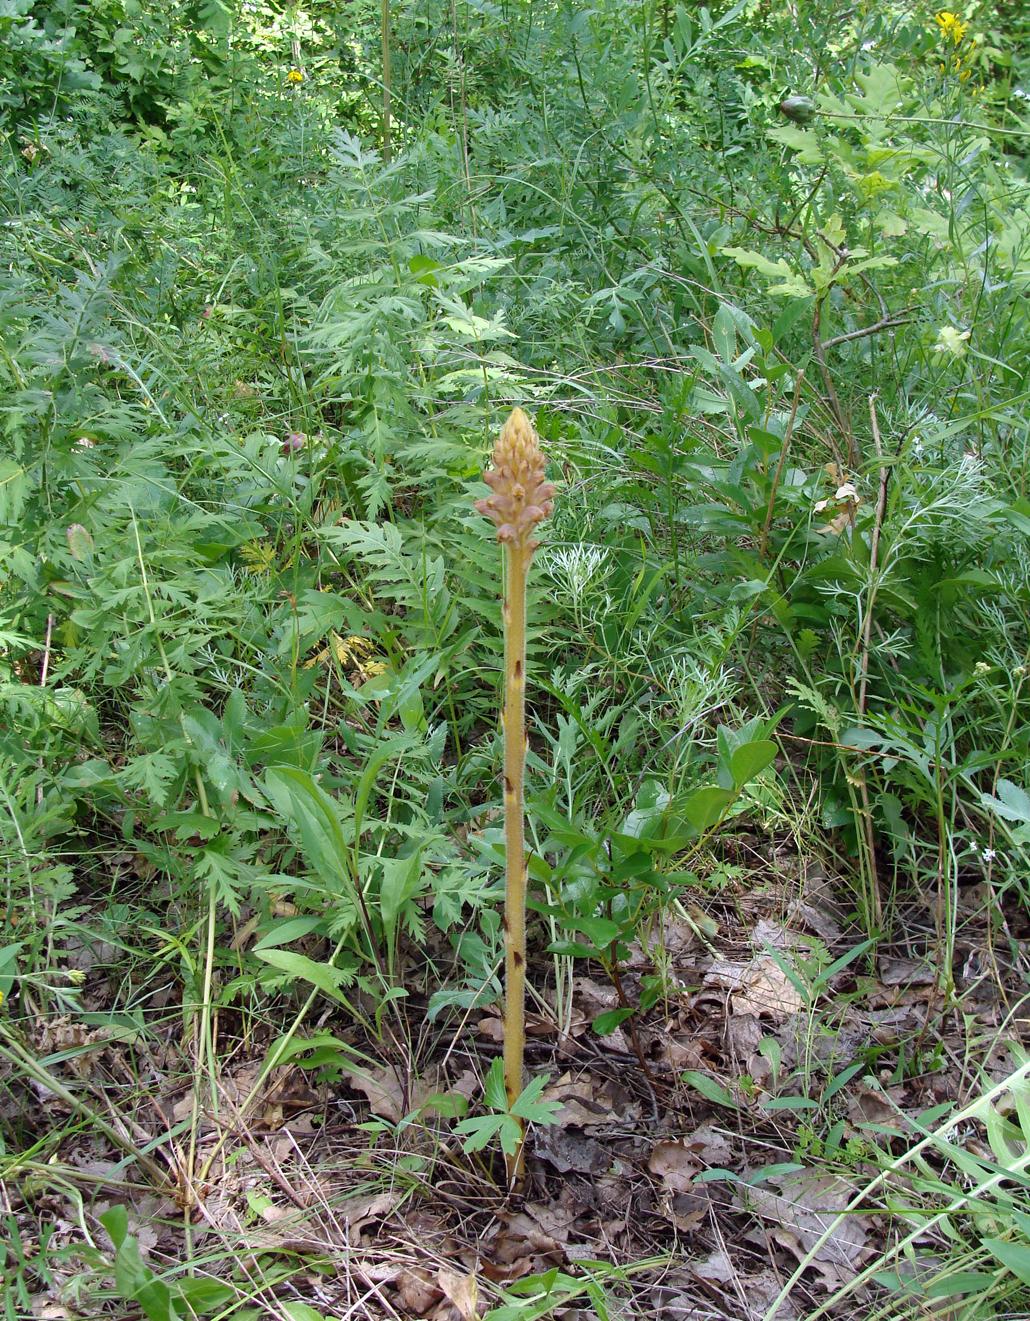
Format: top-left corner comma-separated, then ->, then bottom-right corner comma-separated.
475,407 -> 556,1186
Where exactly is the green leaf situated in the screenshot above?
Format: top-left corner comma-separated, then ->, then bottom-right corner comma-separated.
593,1007 -> 635,1036
454,1112 -> 507,1152
175,1278 -> 236,1312
982,779 -> 1030,824
545,938 -> 598,957
281,1305 -> 329,1321
264,1031 -> 362,1071
567,915 -> 623,948
682,786 -> 735,832
100,1204 -> 129,1250
767,125 -> 823,164
253,916 -> 326,950
379,851 -> 425,949
681,1070 -> 739,1110
721,248 -> 813,298
263,766 -> 352,893
253,949 -> 352,1004
510,1074 -> 561,1125
983,1237 -> 1030,1285
100,1206 -> 174,1321
484,1057 -> 507,1110
729,740 -> 777,788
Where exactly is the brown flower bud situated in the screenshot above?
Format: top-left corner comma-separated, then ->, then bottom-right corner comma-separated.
475,408 -> 555,552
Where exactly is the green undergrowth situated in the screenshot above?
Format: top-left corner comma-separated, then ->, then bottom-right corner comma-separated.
1,0 -> 1029,1317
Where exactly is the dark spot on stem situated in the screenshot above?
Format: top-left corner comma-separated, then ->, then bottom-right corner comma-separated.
513,951 -> 524,969
514,659 -> 523,679
504,776 -> 514,793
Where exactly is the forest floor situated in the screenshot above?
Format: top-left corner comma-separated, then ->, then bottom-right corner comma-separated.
10,843 -> 1024,1321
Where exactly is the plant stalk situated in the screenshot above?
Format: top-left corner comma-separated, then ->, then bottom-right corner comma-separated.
474,407 -> 555,1193
381,0 -> 392,162
501,542 -> 529,1186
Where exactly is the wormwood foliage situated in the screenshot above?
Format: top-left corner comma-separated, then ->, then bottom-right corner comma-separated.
0,0 -> 1028,1316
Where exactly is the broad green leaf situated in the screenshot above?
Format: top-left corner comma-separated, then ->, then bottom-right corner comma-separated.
254,949 -> 351,1004
263,766 -> 352,892
100,1207 -> 174,1321
510,1074 -> 561,1125
379,851 -> 425,948
253,916 -> 325,950
175,1278 -> 236,1312
721,248 -> 812,298
981,779 -> 1030,824
682,786 -> 735,832
593,1007 -> 635,1036
983,1237 -> 1030,1285
282,1305 -> 329,1321
729,740 -> 777,788
767,125 -> 823,164
682,1070 -> 739,1110
484,1057 -> 507,1111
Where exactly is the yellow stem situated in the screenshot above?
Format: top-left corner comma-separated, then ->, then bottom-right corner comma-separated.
502,544 -> 529,1188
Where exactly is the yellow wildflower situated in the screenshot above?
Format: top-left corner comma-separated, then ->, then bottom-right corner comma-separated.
240,541 -> 278,575
934,11 -> 968,44
287,68 -> 305,85
304,632 -> 378,671
934,325 -> 970,357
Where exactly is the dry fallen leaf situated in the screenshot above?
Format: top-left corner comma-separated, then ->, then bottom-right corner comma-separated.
690,1248 -> 736,1284
394,1266 -> 442,1315
648,1140 -> 699,1194
741,1172 -> 869,1289
540,1071 -> 639,1128
484,1211 -> 564,1281
534,1124 -> 611,1174
704,955 -> 804,1017
436,1267 -> 479,1321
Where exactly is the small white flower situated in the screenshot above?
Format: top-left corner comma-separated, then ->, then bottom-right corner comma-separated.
912,437 -> 924,456
981,846 -> 996,863
960,448 -> 982,473
974,661 -> 991,676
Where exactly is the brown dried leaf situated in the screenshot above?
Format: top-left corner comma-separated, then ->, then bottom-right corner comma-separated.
395,1266 -> 442,1316
879,956 -> 937,986
742,1173 -> 869,1287
436,1268 -> 479,1321
540,1071 -> 640,1128
704,955 -> 804,1018
846,1081 -> 907,1131
648,1140 -> 699,1194
483,1211 -> 564,1282
690,1249 -> 736,1284
534,1125 -> 611,1175
683,1122 -> 734,1168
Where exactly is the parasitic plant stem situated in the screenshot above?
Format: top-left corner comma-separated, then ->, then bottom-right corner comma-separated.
475,408 -> 555,1188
